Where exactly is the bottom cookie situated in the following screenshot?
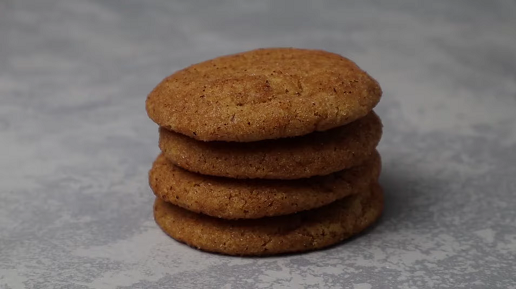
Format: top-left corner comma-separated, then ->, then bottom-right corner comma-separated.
154,184 -> 383,256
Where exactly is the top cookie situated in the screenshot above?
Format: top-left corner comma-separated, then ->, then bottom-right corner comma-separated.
146,48 -> 382,142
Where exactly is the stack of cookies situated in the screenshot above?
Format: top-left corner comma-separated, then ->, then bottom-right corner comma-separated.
146,48 -> 383,256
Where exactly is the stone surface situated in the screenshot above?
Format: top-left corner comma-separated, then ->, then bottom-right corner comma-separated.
1,0 -> 515,288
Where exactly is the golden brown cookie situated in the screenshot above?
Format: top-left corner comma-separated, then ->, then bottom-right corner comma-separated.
149,151 -> 381,219
154,183 -> 383,256
159,112 -> 382,179
146,48 -> 382,142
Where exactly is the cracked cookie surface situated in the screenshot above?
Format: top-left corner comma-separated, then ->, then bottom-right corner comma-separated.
146,48 -> 382,142
149,151 -> 380,219
159,112 -> 382,179
153,183 -> 383,256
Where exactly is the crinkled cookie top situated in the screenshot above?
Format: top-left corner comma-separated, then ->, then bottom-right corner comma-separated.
146,48 -> 382,142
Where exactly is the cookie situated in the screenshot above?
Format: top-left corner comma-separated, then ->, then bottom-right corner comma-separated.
146,48 -> 382,142
159,111 -> 382,179
154,183 -> 383,256
149,151 -> 381,219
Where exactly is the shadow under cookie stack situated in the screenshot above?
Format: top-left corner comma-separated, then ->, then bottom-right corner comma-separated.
145,48 -> 384,256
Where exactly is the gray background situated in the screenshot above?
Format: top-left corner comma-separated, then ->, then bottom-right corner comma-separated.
1,0 -> 515,288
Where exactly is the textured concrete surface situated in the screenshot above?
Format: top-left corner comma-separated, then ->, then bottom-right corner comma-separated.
1,0 -> 515,288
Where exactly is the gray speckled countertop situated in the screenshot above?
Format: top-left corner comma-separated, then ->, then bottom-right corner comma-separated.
1,0 -> 516,288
